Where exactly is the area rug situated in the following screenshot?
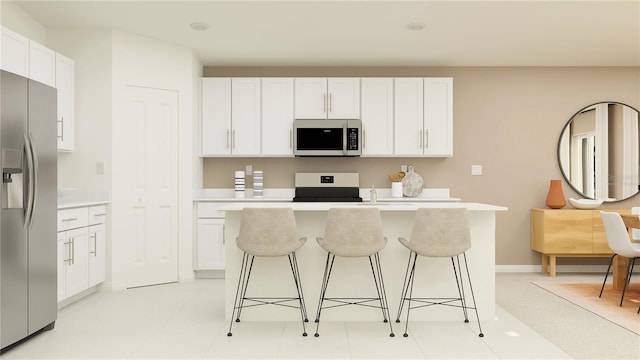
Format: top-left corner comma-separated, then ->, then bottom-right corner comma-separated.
533,282 -> 640,335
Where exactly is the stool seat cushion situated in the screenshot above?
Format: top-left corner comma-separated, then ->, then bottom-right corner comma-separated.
400,208 -> 471,257
317,208 -> 387,257
236,208 -> 306,257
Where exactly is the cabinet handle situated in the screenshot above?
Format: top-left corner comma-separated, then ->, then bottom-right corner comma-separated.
90,234 -> 97,256
289,129 -> 293,149
329,93 -> 332,113
93,213 -> 106,217
62,217 -> 77,222
226,130 -> 230,149
363,129 -> 366,149
57,117 -> 64,140
70,238 -> 75,265
418,130 -> 423,148
323,93 -> 327,113
64,240 -> 72,264
424,129 -> 428,149
232,130 -> 236,149
223,224 -> 225,244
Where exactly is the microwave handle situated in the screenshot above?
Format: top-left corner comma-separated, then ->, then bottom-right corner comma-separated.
343,123 -> 347,155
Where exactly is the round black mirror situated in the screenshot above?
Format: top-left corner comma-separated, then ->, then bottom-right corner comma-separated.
558,102 -> 639,202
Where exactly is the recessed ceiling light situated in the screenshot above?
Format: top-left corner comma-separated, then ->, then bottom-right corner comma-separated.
406,22 -> 425,31
190,22 -> 210,31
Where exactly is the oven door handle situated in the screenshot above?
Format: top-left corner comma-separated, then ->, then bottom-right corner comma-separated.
343,124 -> 347,155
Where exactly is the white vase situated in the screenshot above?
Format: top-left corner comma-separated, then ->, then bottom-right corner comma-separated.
391,182 -> 403,198
401,166 -> 423,197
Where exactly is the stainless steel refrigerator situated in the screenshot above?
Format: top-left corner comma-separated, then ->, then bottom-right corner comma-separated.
1,70 -> 57,350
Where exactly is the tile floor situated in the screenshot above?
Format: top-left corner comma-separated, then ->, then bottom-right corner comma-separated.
0,275 -> 576,360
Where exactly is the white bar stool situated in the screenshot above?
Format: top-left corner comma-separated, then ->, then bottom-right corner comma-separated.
227,208 -> 308,336
313,207 -> 394,337
395,208 -> 483,337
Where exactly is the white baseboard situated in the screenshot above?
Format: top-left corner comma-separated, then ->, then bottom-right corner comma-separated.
496,265 -> 610,273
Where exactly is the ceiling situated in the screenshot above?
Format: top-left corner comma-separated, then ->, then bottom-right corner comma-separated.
12,0 -> 640,67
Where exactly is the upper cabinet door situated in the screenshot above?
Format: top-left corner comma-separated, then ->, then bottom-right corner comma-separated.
294,78 -> 327,119
361,78 -> 393,156
327,78 -> 360,119
201,78 -> 232,156
1,27 -> 29,77
231,78 -> 261,156
56,53 -> 75,151
423,78 -> 453,157
29,41 -> 55,87
394,78 -> 424,156
262,78 -> 294,156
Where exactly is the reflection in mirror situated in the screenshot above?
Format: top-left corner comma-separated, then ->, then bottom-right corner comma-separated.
558,102 -> 639,202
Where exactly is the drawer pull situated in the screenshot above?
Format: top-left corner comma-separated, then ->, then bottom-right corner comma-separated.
61,218 -> 78,222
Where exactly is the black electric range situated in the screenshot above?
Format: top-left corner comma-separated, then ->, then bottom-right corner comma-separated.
292,172 -> 362,202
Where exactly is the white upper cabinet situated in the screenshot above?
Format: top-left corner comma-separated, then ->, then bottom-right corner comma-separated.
394,78 -> 424,156
201,78 -> 261,156
394,77 -> 453,157
423,77 -> 453,156
56,53 -> 75,151
1,27 -> 29,77
262,78 -> 294,156
231,78 -> 261,155
201,78 -> 232,155
361,78 -> 394,156
28,41 -> 56,87
294,78 -> 360,119
2,27 -> 76,152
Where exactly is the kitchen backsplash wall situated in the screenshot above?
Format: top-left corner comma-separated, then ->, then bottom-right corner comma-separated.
203,157 -> 448,190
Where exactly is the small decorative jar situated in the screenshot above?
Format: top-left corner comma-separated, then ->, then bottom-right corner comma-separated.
402,165 -> 424,197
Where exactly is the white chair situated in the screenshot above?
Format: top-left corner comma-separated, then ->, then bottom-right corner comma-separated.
227,208 -> 308,336
598,211 -> 640,306
314,207 -> 394,337
632,207 -> 640,243
395,208 -> 484,337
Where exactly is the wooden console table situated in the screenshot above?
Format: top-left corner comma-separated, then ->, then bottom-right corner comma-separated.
530,208 -> 630,277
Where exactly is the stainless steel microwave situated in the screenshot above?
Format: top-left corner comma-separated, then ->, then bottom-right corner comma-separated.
293,119 -> 362,157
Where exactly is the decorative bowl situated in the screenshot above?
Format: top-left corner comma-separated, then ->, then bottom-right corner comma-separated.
568,198 -> 603,210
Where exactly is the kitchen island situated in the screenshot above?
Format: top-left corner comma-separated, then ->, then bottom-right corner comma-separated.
219,202 -> 507,321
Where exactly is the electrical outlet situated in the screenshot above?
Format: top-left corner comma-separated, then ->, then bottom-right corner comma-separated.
401,165 -> 408,172
245,165 -> 252,176
471,165 -> 483,176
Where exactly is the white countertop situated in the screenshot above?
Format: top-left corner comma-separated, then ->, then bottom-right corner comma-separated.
57,190 -> 110,209
218,202 -> 507,212
193,188 -> 461,203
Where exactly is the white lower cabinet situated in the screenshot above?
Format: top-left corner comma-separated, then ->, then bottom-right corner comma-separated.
195,203 -> 226,272
57,227 -> 89,301
88,223 -> 106,287
57,205 -> 107,303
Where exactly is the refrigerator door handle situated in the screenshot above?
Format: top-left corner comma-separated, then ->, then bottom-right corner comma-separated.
23,133 -> 35,227
27,132 -> 38,226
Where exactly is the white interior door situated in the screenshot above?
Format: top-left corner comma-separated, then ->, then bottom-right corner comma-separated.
125,86 -> 179,288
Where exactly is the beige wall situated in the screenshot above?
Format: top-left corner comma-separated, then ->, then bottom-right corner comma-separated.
201,66 -> 640,266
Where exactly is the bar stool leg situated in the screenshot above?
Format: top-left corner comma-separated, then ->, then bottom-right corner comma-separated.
228,253 -> 251,336
462,253 -> 483,337
402,253 -> 418,337
395,252 -> 415,323
451,256 -> 469,322
287,253 -> 308,336
235,255 -> 255,321
314,253 -> 336,337
370,253 -> 394,337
